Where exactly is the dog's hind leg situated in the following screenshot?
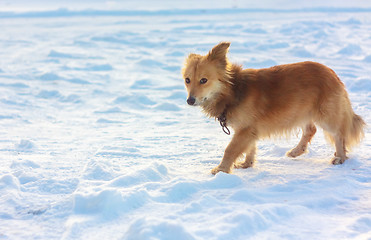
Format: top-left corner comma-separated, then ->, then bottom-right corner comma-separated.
286,122 -> 317,158
234,141 -> 256,169
331,134 -> 348,164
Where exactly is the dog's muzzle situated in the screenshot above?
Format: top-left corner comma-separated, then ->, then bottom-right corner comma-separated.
187,96 -> 196,106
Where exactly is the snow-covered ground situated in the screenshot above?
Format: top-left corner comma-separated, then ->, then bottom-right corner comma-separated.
0,1 -> 370,239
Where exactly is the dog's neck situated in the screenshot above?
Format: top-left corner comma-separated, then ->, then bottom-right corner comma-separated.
201,87 -> 232,119
201,63 -> 243,119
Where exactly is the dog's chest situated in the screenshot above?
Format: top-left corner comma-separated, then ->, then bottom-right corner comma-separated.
227,106 -> 254,131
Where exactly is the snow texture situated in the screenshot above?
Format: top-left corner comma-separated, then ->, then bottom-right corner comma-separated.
0,1 -> 371,239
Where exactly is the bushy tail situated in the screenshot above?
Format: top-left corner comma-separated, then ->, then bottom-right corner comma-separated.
346,113 -> 366,149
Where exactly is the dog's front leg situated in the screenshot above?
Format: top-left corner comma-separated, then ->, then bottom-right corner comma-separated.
211,128 -> 256,175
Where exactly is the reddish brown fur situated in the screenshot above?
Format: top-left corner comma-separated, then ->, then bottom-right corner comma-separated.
182,42 -> 366,174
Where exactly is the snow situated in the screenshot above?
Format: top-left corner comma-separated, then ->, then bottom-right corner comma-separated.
0,1 -> 371,239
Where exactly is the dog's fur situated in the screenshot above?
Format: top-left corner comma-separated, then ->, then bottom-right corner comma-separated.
182,42 -> 365,174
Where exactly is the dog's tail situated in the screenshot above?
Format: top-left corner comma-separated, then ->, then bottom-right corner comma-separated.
346,112 -> 366,149
340,103 -> 366,150
323,104 -> 365,150
324,98 -> 366,150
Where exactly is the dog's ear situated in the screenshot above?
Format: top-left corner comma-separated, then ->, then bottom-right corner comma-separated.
188,53 -> 198,58
207,42 -> 230,65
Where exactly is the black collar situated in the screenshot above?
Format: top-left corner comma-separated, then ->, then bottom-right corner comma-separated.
217,110 -> 230,135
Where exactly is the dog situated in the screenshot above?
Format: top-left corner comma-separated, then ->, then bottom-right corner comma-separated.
182,42 -> 365,174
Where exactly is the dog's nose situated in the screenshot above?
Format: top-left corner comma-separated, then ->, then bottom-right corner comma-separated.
187,96 -> 196,105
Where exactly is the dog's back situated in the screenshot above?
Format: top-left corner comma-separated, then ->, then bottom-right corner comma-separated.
236,62 -> 364,148
230,62 -> 351,135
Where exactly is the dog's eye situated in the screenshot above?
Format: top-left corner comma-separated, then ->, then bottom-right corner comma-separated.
200,78 -> 208,84
185,78 -> 190,84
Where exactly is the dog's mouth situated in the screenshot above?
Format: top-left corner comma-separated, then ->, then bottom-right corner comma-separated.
187,95 -> 213,107
191,102 -> 199,106
201,92 -> 219,105
196,97 -> 208,106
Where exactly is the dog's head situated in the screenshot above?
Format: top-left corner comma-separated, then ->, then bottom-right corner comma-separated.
182,42 -> 231,107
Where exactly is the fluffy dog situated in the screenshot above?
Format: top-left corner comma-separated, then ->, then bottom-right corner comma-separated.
182,42 -> 365,174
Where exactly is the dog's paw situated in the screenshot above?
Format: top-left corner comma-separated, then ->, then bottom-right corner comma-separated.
286,146 -> 307,158
211,166 -> 231,175
331,156 -> 345,165
234,161 -> 253,169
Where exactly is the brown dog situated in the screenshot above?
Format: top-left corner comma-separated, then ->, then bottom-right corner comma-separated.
182,42 -> 365,174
